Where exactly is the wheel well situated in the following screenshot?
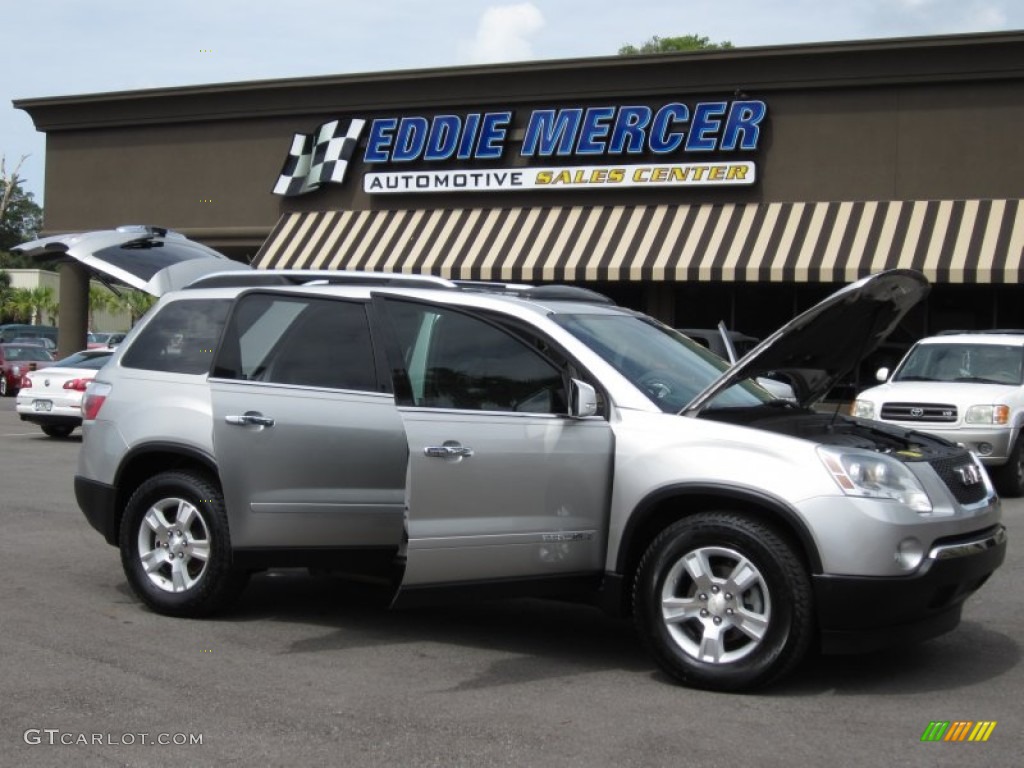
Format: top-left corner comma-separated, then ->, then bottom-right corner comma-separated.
113,449 -> 220,537
615,491 -> 819,615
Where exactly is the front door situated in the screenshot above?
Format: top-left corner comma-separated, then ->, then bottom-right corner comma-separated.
375,297 -> 614,589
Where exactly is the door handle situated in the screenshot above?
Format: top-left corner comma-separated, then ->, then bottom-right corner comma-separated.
224,411 -> 275,428
424,441 -> 473,459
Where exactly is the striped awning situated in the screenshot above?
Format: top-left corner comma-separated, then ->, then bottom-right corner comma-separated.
253,199 -> 1024,284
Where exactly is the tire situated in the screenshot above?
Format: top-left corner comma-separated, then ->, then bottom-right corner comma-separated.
41,425 -> 75,438
990,437 -> 1024,497
119,470 -> 248,617
632,512 -> 813,691
0,376 -> 9,397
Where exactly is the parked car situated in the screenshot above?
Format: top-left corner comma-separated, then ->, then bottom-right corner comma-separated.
0,323 -> 58,345
87,332 -> 128,349
0,343 -> 55,397
854,330 -> 1024,496
15,348 -> 115,437
678,326 -> 760,360
678,324 -> 795,401
10,336 -> 57,353
73,268 -> 1004,692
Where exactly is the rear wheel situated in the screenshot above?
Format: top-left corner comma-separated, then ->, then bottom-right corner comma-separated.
990,437 -> 1024,497
120,470 -> 248,617
41,425 -> 75,438
633,512 -> 813,691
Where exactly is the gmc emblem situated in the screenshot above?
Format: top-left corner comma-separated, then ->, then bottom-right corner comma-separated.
954,464 -> 982,486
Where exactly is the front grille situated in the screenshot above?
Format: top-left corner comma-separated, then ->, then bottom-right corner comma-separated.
881,402 -> 958,422
929,454 -> 990,505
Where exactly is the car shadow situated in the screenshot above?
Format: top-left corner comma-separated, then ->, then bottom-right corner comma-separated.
189,570 -> 1022,695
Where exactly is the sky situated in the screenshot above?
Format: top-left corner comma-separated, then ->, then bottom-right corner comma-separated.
4,0 -> 1024,204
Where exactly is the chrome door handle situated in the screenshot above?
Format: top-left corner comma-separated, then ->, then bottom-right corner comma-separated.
225,411 -> 275,427
424,441 -> 473,459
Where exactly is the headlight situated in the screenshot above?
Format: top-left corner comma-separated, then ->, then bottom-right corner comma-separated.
817,446 -> 932,512
851,399 -> 875,419
11,365 -> 20,376
965,404 -> 1010,425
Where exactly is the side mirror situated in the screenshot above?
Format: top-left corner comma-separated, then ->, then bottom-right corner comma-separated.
570,379 -> 599,418
876,367 -> 890,383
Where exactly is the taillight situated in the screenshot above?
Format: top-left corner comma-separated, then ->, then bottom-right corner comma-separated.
82,382 -> 112,420
63,378 -> 92,391
20,375 -> 32,388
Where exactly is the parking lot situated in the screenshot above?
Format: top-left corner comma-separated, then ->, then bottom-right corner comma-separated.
1,395 -> 1021,768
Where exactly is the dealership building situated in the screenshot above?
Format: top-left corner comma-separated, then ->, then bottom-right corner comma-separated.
14,30 -> 1024,365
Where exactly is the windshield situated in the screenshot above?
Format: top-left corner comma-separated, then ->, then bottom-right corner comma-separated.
554,312 -> 773,413
893,342 -> 1024,385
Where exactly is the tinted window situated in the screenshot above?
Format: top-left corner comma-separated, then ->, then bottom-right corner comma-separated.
121,299 -> 231,374
213,294 -> 377,392
383,300 -> 566,413
54,351 -> 113,369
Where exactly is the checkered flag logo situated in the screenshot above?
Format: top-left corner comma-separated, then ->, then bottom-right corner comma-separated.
273,118 -> 366,196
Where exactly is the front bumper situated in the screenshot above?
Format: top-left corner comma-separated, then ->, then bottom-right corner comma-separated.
74,474 -> 119,546
877,420 -> 1014,464
814,524 -> 1006,653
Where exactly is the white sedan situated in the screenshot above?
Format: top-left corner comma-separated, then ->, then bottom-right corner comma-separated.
15,348 -> 114,438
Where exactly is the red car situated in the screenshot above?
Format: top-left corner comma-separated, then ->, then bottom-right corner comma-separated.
0,343 -> 55,397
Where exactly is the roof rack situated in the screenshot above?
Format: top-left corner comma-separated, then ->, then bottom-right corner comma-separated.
184,269 -> 616,304
185,270 -> 458,290
936,329 -> 1024,336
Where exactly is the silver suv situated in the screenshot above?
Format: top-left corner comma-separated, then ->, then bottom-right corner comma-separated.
74,268 -> 1005,691
854,331 -> 1024,497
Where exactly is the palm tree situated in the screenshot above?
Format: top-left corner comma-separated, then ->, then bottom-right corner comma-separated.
26,286 -> 57,325
89,284 -> 117,329
116,290 -> 157,325
0,269 -> 11,321
4,287 -> 35,323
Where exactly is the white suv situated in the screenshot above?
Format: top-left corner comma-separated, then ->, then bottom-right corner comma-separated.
854,331 -> 1024,496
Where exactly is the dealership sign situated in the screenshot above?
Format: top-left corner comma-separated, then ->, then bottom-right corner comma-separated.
273,99 -> 766,197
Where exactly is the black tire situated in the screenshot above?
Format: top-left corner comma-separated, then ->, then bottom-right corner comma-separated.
990,437 -> 1024,497
119,470 -> 248,617
633,512 -> 813,691
0,376 -> 11,397
41,425 -> 75,438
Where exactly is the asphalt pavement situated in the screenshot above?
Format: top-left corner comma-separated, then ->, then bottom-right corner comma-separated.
1,397 -> 1020,767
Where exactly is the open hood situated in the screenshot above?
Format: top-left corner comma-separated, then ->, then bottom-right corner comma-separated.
13,226 -> 250,297
682,269 -> 930,414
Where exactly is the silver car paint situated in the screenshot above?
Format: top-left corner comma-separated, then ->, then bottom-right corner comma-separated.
78,281 -> 999,590
210,380 -> 408,549
400,407 -> 613,585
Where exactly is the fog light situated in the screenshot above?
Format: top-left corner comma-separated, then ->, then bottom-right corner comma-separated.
977,443 -> 993,456
895,538 -> 925,571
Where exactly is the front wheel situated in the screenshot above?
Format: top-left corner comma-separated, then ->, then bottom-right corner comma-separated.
633,512 -> 813,691
0,376 -> 10,397
120,470 -> 248,617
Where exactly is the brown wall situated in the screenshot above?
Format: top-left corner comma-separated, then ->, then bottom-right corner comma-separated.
20,32 -> 1024,257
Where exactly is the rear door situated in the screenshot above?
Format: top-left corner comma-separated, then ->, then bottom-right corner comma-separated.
375,297 -> 614,589
209,292 -> 408,579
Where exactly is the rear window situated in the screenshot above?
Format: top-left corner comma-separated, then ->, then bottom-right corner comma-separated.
54,352 -> 113,369
1,344 -> 53,362
121,299 -> 231,374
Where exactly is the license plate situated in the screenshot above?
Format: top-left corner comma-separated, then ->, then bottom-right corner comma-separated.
34,400 -> 53,412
